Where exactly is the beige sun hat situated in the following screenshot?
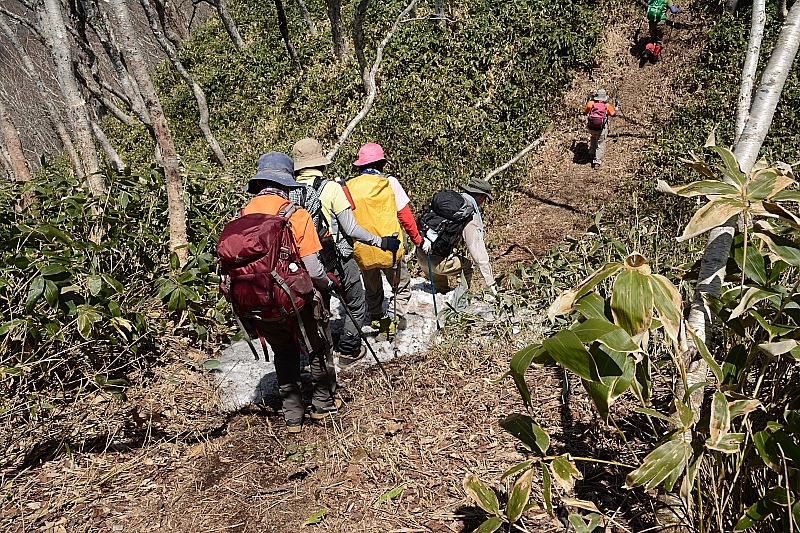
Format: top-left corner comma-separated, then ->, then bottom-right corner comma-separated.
292,138 -> 331,171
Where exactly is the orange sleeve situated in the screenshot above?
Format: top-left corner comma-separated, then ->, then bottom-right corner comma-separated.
583,102 -> 592,114
289,209 -> 323,257
606,104 -> 615,116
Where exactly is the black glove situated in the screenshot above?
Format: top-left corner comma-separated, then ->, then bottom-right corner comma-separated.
326,272 -> 341,290
380,235 -> 401,253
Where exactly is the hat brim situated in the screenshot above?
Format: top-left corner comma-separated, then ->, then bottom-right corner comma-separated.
594,94 -> 608,102
245,170 -> 302,193
353,157 -> 387,167
294,155 -> 332,171
460,184 -> 494,200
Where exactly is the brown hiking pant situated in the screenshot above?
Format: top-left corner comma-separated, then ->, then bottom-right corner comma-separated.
362,261 -> 411,319
416,247 -> 474,293
255,290 -> 336,424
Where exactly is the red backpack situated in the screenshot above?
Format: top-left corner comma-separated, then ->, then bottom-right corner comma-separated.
217,204 -> 314,321
587,101 -> 608,130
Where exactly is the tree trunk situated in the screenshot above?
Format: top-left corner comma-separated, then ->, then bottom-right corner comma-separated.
90,120 -> 126,172
353,0 -> 371,92
736,2 -> 800,173
0,99 -> 31,182
140,0 -> 229,166
80,0 -> 151,126
154,0 -> 189,40
326,0 -> 348,61
296,0 -> 317,35
40,0 -> 107,195
735,0 -> 765,145
778,0 -> 788,21
328,0 -> 418,160
435,0 -> 446,28
107,0 -> 189,265
212,0 -> 245,51
274,0 -> 303,74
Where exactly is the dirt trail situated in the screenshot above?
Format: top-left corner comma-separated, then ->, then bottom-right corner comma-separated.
1,5 -> 709,533
496,6 -> 704,265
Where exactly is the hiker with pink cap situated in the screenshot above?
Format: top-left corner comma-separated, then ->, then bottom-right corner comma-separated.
348,143 -> 423,337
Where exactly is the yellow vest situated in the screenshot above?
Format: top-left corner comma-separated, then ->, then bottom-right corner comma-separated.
349,173 -> 404,270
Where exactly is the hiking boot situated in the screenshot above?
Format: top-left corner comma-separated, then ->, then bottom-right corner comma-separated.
338,345 -> 367,366
370,313 -> 398,336
592,162 -> 601,170
285,417 -> 303,433
310,399 -> 343,420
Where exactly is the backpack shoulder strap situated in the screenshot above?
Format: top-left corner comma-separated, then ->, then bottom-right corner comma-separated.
312,176 -> 330,194
279,202 -> 298,218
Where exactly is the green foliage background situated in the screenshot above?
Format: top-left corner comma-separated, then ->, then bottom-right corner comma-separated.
113,0 -> 602,205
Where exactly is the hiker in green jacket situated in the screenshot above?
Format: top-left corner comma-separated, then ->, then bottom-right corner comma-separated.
647,0 -> 679,44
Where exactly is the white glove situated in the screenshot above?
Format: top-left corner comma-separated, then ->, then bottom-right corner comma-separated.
489,284 -> 498,296
421,238 -> 432,255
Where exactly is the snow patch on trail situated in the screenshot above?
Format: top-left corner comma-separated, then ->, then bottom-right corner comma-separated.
214,275 -> 533,411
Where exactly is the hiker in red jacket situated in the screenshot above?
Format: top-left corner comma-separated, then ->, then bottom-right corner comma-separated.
583,89 -> 616,170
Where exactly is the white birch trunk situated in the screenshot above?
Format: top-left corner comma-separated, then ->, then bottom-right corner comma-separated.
40,0 -> 107,195
107,0 -> 189,265
734,0 -> 765,145
663,3 -> 800,527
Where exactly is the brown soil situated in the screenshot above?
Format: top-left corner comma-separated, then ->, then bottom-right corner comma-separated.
495,6 -> 704,267
1,5 -> 706,533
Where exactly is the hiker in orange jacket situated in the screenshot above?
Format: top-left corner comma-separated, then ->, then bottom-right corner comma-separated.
348,143 -> 422,336
583,89 -> 616,170
240,152 -> 339,433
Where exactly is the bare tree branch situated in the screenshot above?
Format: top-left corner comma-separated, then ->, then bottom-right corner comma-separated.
296,0 -> 317,35
209,0 -> 245,51
90,119 -> 126,172
0,5 -> 42,39
0,97 -> 31,182
140,0 -> 229,166
484,125 -> 552,182
327,0 -> 419,160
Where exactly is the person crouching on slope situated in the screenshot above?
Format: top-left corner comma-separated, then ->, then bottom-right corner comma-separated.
348,143 -> 422,336
291,138 -> 400,365
417,178 -> 497,309
241,152 -> 340,433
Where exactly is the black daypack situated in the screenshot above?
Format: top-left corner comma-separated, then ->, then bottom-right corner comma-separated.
416,189 -> 475,257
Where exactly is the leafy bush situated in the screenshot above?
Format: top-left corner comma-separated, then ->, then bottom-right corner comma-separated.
0,162 -> 230,463
122,0 -> 604,206
479,144 -> 800,531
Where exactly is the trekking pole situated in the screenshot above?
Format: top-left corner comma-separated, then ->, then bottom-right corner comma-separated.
426,253 -> 441,330
232,309 -> 260,360
390,232 -> 400,341
331,253 -> 392,385
332,285 -> 392,387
